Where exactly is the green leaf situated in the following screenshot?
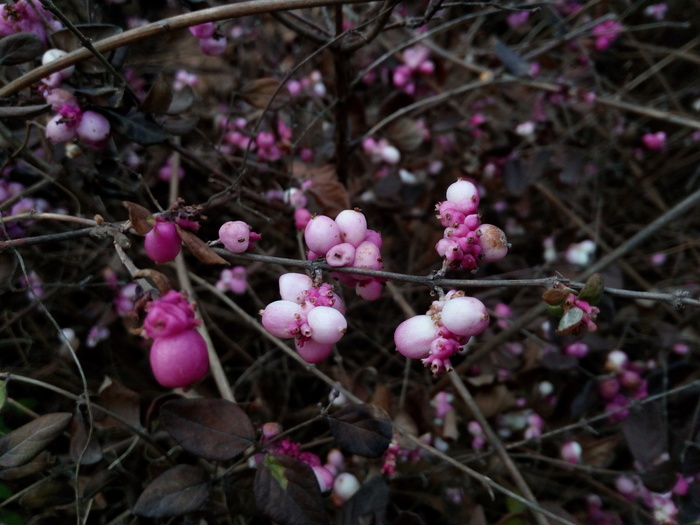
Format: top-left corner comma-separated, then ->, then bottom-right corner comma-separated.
0,380 -> 6,412
578,273 -> 604,305
556,307 -> 584,335
263,454 -> 289,490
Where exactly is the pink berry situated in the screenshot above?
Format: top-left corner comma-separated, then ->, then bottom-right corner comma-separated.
445,180 -> 480,214
149,329 -> 209,388
46,113 -> 77,143
261,300 -> 301,338
279,273 -> 313,302
144,220 -> 181,263
477,224 -> 509,262
440,296 -> 489,336
219,221 -> 251,253
199,35 -> 227,56
189,22 -> 216,39
394,315 -> 437,359
334,209 -> 367,247
362,229 -> 383,249
352,241 -> 383,273
304,215 -> 341,254
76,110 -> 111,149
295,338 -> 333,364
325,243 -> 355,267
355,279 -> 382,301
307,306 -> 347,344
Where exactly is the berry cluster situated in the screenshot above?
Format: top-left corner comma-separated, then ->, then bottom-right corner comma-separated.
143,291 -> 209,388
598,350 -> 647,422
188,22 -> 227,56
435,180 -> 509,272
392,45 -> 435,96
260,273 -> 347,363
0,1 -> 60,43
45,103 -> 111,150
305,209 -> 384,301
394,290 -> 489,375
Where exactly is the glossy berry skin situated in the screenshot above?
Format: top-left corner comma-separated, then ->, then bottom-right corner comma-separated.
76,110 -> 111,149
440,296 -> 489,336
144,220 -> 181,263
150,329 -> 209,388
394,315 -> 437,359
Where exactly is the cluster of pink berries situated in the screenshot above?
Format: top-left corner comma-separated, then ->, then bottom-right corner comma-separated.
143,291 -> 209,388
1,176 -> 53,238
45,102 -> 111,150
392,45 -> 435,96
616,474 -> 687,525
305,210 -> 385,301
435,180 -> 509,272
220,118 -> 294,163
287,70 -> 327,99
598,350 -> 647,422
0,1 -> 60,43
394,290 -> 490,375
260,273 -> 347,363
362,137 -> 401,165
592,19 -> 623,52
188,22 -> 227,56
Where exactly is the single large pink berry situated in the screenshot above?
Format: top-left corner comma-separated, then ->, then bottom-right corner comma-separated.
46,113 -> 78,143
295,338 -> 333,364
279,273 -> 313,302
144,220 -> 181,263
150,329 -> 209,388
326,243 -> 355,267
199,35 -> 227,56
307,306 -> 347,344
477,224 -> 509,262
261,300 -> 301,338
76,110 -> 110,149
352,241 -> 383,274
445,180 -> 480,214
334,210 -> 367,247
394,315 -> 437,359
189,22 -> 216,39
219,221 -> 251,253
440,296 -> 489,336
304,215 -> 341,254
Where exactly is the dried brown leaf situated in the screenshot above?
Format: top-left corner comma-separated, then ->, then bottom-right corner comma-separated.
134,269 -> 172,295
141,74 -> 173,115
240,77 -> 288,111
175,225 -> 229,265
123,201 -> 153,235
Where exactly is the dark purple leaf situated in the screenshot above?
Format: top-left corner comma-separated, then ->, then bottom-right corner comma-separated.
0,104 -> 51,119
503,157 -> 528,195
0,412 -> 72,468
493,39 -> 531,76
621,402 -> 668,470
133,464 -> 209,517
0,451 -> 54,480
160,398 -> 255,461
70,409 -> 103,465
0,32 -> 43,65
18,478 -> 73,508
101,108 -> 169,146
254,454 -> 329,525
167,85 -> 196,115
337,476 -> 388,525
327,404 -> 392,458
141,74 -> 173,114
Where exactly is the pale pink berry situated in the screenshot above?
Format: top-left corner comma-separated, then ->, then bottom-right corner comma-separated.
326,243 -> 355,267
219,220 -> 250,253
307,306 -> 347,344
279,273 -> 313,302
261,300 -> 301,338
304,215 -> 341,254
189,22 -> 216,38
362,229 -> 383,249
477,224 -> 509,262
355,280 -> 382,301
144,220 -> 181,263
41,48 -> 74,81
440,296 -> 489,336
76,110 -> 111,149
394,315 -> 437,359
294,208 -> 312,230
445,180 -> 480,214
295,338 -> 333,364
561,441 -> 582,464
149,329 -> 209,388
199,35 -> 227,56
333,472 -> 361,502
334,209 -> 367,247
46,113 -> 77,143
312,465 -> 335,492
352,241 -> 383,273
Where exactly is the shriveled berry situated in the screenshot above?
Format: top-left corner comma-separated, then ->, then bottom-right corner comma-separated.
477,224 -> 509,262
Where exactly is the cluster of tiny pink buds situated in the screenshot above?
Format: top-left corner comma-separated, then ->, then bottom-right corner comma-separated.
305,209 -> 385,301
0,1 -> 61,43
216,266 -> 247,295
393,45 -> 435,95
599,350 -> 647,422
394,290 -> 489,375
643,131 -> 667,151
287,70 -> 327,98
592,19 -> 623,51
143,291 -> 209,388
188,22 -> 227,56
435,180 -> 509,271
173,69 -> 199,91
260,273 -> 347,363
566,293 -> 599,332
467,421 -> 485,451
362,137 -> 401,165
221,118 -> 292,162
260,423 -> 339,492
218,220 -> 261,253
